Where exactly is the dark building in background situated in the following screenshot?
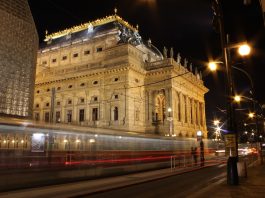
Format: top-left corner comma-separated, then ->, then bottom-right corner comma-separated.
0,0 -> 38,118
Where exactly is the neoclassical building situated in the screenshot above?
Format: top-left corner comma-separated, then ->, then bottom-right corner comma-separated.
34,13 -> 208,137
0,0 -> 38,117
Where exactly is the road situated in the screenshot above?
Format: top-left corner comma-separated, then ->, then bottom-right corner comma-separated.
78,163 -> 226,198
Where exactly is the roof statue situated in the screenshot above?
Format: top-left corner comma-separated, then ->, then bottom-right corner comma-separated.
176,52 -> 181,64
184,58 -> 188,68
147,38 -> 152,47
189,63 -> 193,72
163,47 -> 168,58
170,47 -> 174,58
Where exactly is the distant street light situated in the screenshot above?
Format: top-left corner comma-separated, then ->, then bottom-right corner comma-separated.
214,120 -> 220,126
167,107 -> 173,136
248,112 -> 255,118
234,95 -> 241,103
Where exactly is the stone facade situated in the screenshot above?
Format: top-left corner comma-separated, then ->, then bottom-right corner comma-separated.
34,15 -> 208,137
0,0 -> 38,117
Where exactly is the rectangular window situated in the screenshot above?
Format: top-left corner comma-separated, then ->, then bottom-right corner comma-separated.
84,50 -> 90,55
52,58 -> 57,63
35,113 -> 40,121
44,112 -> 50,122
92,108 -> 98,121
56,111 -> 61,123
62,55 -> 67,60
79,109 -> 85,122
96,47 -> 102,52
73,53 -> 79,58
67,110 -> 72,123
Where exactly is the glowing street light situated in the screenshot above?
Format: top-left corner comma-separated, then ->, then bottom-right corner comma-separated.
238,44 -> 251,56
234,95 -> 241,103
214,120 -> 220,126
208,62 -> 218,71
248,112 -> 255,118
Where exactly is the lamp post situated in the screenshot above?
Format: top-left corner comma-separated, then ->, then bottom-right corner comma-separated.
212,0 -> 251,185
167,107 -> 173,136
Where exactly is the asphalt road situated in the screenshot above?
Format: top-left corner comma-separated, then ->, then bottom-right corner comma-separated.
79,164 -> 227,198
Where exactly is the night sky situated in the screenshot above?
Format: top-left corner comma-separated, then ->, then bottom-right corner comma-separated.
28,0 -> 265,135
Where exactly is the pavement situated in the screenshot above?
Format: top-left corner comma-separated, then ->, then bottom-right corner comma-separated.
191,159 -> 265,198
0,157 -> 264,198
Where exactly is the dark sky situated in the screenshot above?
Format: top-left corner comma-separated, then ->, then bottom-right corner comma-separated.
28,0 -> 265,134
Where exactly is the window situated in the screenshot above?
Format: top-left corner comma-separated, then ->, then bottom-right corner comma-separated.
47,88 -> 50,92
57,101 -> 61,106
79,109 -> 85,122
80,83 -> 85,87
80,98 -> 85,103
136,110 -> 140,121
93,97 -> 98,102
114,77 -> 119,82
36,90 -> 40,94
68,100 -> 72,105
67,110 -> 72,123
45,112 -> 50,122
62,56 -> 67,60
57,87 -> 61,91
46,103 -> 49,107
135,79 -> 139,83
114,107 -> 118,121
84,50 -> 90,55
52,58 -> 57,63
114,95 -> 118,99
92,108 -> 98,121
56,111 -> 61,123
42,61 -> 47,65
35,104 -> 39,108
68,85 -> 72,88
96,47 -> 103,52
93,81 -> 98,85
73,53 -> 79,58
35,113 -> 40,121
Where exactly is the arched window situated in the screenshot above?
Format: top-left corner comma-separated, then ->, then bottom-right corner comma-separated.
114,107 -> 118,121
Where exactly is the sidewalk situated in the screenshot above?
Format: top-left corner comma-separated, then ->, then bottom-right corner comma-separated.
192,161 -> 265,198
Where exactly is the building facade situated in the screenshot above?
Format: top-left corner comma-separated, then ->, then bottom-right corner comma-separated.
34,14 -> 208,137
0,0 -> 38,117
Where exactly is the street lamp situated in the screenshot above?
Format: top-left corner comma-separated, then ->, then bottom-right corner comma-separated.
211,0 -> 252,185
238,44 -> 251,56
167,107 -> 173,136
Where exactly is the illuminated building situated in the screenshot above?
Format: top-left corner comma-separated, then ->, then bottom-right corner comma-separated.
34,12 -> 208,137
0,0 -> 38,117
